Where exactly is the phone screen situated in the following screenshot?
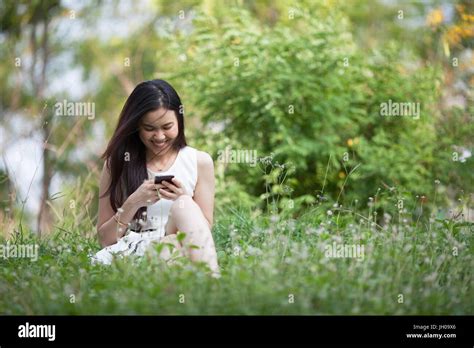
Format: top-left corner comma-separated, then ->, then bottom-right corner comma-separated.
154,175 -> 175,185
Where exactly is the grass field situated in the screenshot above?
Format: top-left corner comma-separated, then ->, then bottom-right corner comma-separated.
1,197 -> 472,315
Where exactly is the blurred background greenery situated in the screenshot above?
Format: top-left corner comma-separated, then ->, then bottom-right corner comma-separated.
0,0 -> 472,237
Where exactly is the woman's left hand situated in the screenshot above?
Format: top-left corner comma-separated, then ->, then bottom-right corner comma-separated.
156,178 -> 188,201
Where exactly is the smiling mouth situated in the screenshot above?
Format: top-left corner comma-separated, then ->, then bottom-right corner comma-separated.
151,140 -> 169,147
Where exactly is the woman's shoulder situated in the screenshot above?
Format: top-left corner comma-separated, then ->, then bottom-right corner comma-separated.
186,146 -> 213,170
182,147 -> 214,186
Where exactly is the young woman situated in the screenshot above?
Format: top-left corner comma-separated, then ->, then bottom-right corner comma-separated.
91,79 -> 219,276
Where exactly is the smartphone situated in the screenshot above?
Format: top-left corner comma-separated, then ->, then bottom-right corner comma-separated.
154,175 -> 175,185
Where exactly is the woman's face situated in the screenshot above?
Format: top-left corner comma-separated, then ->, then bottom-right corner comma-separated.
138,107 -> 179,156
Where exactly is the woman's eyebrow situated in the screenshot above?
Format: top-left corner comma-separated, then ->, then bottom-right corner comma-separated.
143,122 -> 173,127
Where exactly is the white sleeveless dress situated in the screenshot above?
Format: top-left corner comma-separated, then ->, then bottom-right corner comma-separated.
91,146 -> 199,265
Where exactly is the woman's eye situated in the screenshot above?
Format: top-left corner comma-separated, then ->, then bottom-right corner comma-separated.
145,128 -> 154,131
163,127 -> 172,130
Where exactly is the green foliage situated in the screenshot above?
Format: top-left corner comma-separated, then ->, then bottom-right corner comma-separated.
180,4 -> 448,214
431,104 -> 474,196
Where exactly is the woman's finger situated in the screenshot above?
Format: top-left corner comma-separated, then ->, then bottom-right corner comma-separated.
145,179 -> 154,185
154,183 -> 164,190
162,181 -> 177,192
159,188 -> 175,199
171,178 -> 182,187
145,182 -> 155,189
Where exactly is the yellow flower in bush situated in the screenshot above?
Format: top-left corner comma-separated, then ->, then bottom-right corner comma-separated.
426,8 -> 444,27
231,37 -> 241,45
347,137 -> 359,147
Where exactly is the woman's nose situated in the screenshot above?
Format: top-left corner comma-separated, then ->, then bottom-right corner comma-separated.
153,130 -> 166,140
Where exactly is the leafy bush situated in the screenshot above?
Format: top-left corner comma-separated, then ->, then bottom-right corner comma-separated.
179,4 -> 446,216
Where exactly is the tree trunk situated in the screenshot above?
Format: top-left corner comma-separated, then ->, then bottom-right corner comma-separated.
36,19 -> 54,236
37,119 -> 54,236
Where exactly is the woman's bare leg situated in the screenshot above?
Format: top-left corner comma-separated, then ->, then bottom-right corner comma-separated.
164,195 -> 219,274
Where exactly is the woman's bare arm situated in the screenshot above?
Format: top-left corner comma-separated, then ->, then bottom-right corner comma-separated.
96,161 -> 138,247
193,151 -> 215,228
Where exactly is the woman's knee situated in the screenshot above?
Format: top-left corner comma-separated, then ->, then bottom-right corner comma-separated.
170,195 -> 203,220
169,195 -> 210,237
171,195 -> 195,212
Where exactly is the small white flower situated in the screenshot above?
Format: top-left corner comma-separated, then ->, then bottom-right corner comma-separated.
233,246 -> 241,256
327,210 -> 333,216
247,246 -> 263,256
423,272 -> 437,283
316,227 -> 325,235
270,215 -> 279,223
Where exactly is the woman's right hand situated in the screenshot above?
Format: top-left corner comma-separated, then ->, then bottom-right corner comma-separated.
127,179 -> 161,208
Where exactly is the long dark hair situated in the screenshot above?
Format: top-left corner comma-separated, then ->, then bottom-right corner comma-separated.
100,79 -> 187,220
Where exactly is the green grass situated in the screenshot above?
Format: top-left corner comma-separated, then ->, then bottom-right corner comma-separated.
0,202 -> 472,315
